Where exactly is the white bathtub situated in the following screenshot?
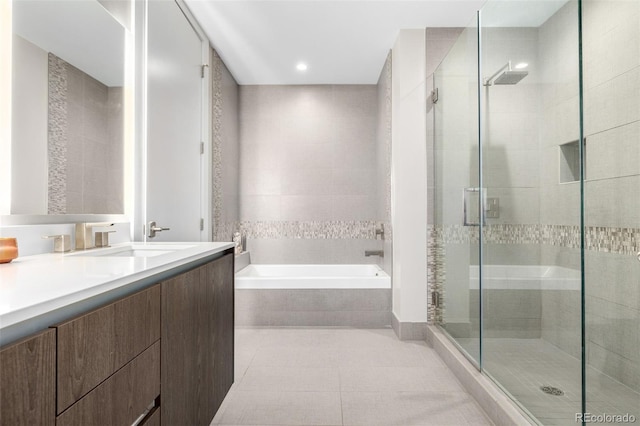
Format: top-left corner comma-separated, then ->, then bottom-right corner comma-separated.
469,265 -> 581,290
235,264 -> 391,289
235,264 -> 392,327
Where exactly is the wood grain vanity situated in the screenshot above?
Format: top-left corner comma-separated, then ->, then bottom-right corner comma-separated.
0,247 -> 234,426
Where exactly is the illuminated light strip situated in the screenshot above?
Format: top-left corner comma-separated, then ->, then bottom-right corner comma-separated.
0,0 -> 12,216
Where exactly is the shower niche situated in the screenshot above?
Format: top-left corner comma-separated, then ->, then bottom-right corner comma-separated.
559,139 -> 585,183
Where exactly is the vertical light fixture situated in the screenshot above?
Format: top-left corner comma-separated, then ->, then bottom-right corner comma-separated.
0,0 -> 12,216
123,0 -> 135,240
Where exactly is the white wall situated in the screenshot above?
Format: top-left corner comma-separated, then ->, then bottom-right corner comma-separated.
11,35 -> 47,214
391,29 -> 428,323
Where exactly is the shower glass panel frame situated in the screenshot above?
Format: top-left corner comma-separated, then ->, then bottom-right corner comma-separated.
432,13 -> 482,368
434,0 -> 640,424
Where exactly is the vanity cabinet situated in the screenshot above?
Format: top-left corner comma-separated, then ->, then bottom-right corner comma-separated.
54,285 -> 161,414
0,250 -> 234,426
0,329 -> 56,425
161,252 -> 234,425
56,342 -> 160,426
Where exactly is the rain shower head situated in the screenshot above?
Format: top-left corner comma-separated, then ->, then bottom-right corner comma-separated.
484,61 -> 528,86
493,70 -> 528,85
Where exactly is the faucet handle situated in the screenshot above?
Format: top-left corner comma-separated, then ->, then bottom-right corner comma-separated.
95,231 -> 116,248
43,234 -> 71,253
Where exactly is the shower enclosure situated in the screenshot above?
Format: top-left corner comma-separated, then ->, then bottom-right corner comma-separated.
432,0 -> 639,424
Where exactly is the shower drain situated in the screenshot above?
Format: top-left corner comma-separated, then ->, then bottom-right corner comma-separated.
540,385 -> 565,396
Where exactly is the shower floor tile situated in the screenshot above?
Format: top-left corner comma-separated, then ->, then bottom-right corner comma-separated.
457,338 -> 640,425
212,328 -> 493,426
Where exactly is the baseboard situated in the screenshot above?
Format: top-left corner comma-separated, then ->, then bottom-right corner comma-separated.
391,312 -> 428,341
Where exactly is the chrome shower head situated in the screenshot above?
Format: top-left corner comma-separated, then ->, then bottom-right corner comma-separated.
493,70 -> 528,85
484,61 -> 529,86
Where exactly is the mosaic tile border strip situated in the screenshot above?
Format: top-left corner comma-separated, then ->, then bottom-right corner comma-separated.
211,49 -> 224,241
47,53 -> 67,214
585,226 -> 640,255
431,224 -> 639,255
238,220 -> 382,240
427,223 -> 640,324
427,228 -> 445,323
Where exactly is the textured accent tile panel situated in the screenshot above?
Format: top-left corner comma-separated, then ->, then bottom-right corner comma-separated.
47,53 -> 68,214
431,224 -> 639,255
211,49 -> 224,241
427,227 -> 445,324
238,220 -> 380,239
585,226 -> 640,255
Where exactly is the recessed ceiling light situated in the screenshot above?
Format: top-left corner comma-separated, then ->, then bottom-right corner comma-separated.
296,62 -> 308,72
514,62 -> 528,69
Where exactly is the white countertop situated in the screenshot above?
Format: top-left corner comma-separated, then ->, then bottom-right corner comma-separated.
0,242 -> 234,345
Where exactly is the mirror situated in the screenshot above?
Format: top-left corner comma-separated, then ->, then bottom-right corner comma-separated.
10,0 -> 128,215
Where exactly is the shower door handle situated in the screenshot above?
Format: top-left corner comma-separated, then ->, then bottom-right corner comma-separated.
463,187 -> 482,227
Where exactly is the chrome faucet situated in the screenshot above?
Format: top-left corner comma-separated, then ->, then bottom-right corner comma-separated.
365,250 -> 384,257
75,222 -> 114,250
42,234 -> 71,253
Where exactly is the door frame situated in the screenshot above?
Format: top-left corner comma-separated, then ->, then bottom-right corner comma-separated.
134,0 -> 211,242
175,0 -> 212,242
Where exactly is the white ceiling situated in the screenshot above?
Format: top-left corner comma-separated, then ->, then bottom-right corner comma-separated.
185,0 -> 569,85
185,0 -> 486,85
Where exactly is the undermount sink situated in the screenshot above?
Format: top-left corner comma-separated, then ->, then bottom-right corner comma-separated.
68,244 -> 196,258
100,249 -> 174,258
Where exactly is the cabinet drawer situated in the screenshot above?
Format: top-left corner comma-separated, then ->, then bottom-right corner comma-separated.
56,341 -> 160,426
55,285 -> 160,413
0,329 -> 56,425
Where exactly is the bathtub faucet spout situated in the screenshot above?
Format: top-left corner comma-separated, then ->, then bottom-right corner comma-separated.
365,250 -> 384,258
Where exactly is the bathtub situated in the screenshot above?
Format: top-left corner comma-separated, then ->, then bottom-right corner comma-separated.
446,265 -> 581,339
236,264 -> 391,289
235,264 -> 391,327
469,265 -> 581,290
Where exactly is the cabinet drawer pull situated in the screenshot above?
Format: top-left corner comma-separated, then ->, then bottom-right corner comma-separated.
132,397 -> 159,426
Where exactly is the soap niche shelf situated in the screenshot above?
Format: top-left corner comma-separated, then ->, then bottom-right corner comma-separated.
559,139 -> 586,183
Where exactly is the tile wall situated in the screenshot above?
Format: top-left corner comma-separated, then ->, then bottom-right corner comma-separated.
211,48 -> 240,242
238,83 -> 389,266
48,53 -> 123,214
580,0 -> 639,392
376,52 -> 393,275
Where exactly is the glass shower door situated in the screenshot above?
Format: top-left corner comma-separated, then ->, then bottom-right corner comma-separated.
433,1 -> 639,424
479,1 -> 583,424
433,17 -> 481,365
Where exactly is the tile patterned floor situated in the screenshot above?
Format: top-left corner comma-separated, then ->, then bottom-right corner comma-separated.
211,328 -> 493,426
457,338 -> 640,426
